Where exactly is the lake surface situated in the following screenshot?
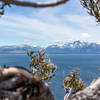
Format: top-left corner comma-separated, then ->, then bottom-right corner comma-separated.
0,54 -> 100,100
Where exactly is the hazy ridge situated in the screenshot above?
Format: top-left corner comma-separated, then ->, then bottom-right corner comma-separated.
1,41 -> 100,54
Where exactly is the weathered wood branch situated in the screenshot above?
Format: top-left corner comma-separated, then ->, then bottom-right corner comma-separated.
0,0 -> 69,8
0,66 -> 55,100
65,77 -> 100,100
1,66 -> 100,100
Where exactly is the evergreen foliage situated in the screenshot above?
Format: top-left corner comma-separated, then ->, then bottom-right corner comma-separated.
62,68 -> 85,94
27,50 -> 56,81
81,0 -> 100,22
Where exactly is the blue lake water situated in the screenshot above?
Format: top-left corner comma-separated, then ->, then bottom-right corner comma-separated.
0,54 -> 100,100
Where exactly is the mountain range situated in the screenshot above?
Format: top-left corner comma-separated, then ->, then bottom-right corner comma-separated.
0,45 -> 41,54
1,41 -> 100,54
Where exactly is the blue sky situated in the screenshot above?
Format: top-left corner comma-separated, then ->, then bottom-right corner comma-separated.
0,0 -> 100,47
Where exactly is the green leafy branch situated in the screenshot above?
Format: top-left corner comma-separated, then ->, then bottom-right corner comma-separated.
0,0 -> 11,16
81,0 -> 100,22
27,50 -> 56,81
62,68 -> 85,94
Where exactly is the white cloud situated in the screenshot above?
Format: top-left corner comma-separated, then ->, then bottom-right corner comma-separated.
54,39 -> 65,45
80,33 -> 91,39
64,14 -> 99,30
23,39 -> 37,46
0,1 -> 100,46
0,14 -> 82,41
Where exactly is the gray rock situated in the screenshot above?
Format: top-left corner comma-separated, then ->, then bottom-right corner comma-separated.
0,66 -> 55,100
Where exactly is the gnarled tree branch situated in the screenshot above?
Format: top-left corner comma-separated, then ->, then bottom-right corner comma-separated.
0,0 -> 69,8
65,77 -> 100,100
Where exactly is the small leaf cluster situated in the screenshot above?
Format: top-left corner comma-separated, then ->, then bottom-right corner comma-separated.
27,50 -> 56,81
81,0 -> 100,22
0,9 -> 4,16
62,68 -> 85,94
0,1 -> 11,16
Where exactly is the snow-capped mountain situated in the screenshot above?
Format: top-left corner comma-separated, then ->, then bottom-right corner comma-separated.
45,41 -> 100,54
1,41 -> 100,54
